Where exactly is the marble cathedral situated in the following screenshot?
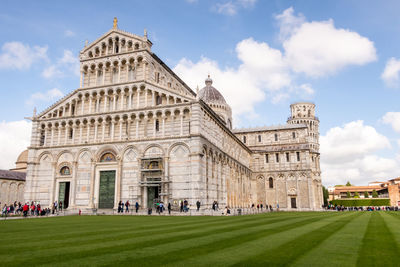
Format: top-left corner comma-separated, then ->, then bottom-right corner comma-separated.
24,19 -> 323,211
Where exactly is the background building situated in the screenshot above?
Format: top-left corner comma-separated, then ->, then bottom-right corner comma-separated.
24,19 -> 323,212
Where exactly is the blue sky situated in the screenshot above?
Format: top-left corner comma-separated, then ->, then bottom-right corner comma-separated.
0,0 -> 399,186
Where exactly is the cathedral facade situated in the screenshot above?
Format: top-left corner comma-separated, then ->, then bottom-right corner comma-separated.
24,20 -> 323,211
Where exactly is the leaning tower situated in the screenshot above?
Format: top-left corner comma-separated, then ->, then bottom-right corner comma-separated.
287,102 -> 319,152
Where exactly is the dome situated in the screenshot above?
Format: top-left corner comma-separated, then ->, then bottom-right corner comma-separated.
198,75 -> 227,105
16,150 -> 28,163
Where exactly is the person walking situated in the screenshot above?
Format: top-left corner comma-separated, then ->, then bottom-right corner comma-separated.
135,202 -> 139,213
23,203 -> 29,217
1,204 -> 7,217
180,200 -> 183,213
168,203 -> 171,215
196,200 -> 201,211
59,201 -> 63,212
125,200 -> 130,213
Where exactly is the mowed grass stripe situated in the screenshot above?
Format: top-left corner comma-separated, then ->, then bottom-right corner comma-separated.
0,215 -> 226,243
233,212 -> 361,266
379,212 -> 400,250
1,213 -> 280,253
2,213 -> 313,265
291,212 -> 370,267
357,212 -> 399,266
169,212 -> 356,267
57,213 -> 334,266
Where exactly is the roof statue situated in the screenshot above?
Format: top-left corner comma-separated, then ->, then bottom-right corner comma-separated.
113,17 -> 118,29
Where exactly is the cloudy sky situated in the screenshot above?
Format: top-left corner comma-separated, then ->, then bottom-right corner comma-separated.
1,0 -> 399,186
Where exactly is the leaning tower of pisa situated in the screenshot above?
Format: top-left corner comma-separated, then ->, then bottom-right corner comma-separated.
287,102 -> 319,152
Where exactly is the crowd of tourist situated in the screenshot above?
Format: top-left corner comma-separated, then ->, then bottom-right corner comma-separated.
1,200 -> 66,218
325,204 -> 399,211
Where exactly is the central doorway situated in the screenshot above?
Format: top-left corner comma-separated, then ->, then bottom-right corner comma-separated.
58,182 -> 70,209
147,185 -> 160,209
99,170 -> 116,209
291,197 -> 297,209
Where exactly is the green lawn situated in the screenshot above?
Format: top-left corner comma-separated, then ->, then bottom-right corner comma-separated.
1,212 -> 399,266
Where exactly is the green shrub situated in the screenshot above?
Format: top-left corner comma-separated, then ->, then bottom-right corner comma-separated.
346,191 -> 351,198
329,198 -> 390,207
364,191 -> 369,198
354,192 -> 360,198
372,190 -> 378,198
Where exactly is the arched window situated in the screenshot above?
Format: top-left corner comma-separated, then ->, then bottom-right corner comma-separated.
100,152 -> 116,162
292,132 -> 296,139
269,177 -> 274,189
274,133 -> 278,141
258,135 -> 261,142
60,166 -> 71,176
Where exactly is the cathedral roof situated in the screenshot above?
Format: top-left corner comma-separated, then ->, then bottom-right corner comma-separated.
0,170 -> 26,181
198,76 -> 227,105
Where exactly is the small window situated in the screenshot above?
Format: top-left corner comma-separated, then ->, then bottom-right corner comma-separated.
69,128 -> 73,139
297,152 -> 300,161
276,153 -> 279,163
243,136 -> 246,143
71,105 -> 75,116
269,178 -> 273,189
286,153 -> 290,162
60,166 -> 71,176
40,130 -> 45,146
155,119 -> 160,132
265,154 -> 269,163
292,132 -> 296,139
274,133 -> 278,141
100,152 -> 116,162
258,135 -> 261,142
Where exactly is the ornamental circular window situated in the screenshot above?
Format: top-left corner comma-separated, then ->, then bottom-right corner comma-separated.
100,152 -> 116,162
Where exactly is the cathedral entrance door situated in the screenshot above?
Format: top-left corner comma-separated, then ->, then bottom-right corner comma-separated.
58,182 -> 70,209
99,171 -> 116,209
147,185 -> 160,209
291,197 -> 297,209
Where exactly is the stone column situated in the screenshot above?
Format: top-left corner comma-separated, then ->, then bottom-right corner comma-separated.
64,125 -> 68,145
94,123 -> 98,142
144,89 -> 148,107
81,98 -> 85,115
118,64 -> 121,83
136,119 -> 139,139
180,112 -> 184,136
113,94 -> 116,111
89,159 -> 96,208
57,126 -> 61,145
164,156 -> 169,204
120,92 -> 124,110
151,91 -> 155,106
101,121 -> 105,142
136,90 -> 140,109
79,124 -> 83,144
119,120 -> 123,140
162,116 -> 166,137
49,162 -> 57,208
102,66 -> 106,85
89,97 -> 92,114
70,161 -> 78,207
95,68 -> 98,86
167,95 -> 170,105
153,118 -> 156,138
104,95 -> 108,112
50,126 -> 54,146
111,119 -> 115,141
128,90 -> 132,109
115,159 -> 122,209
86,123 -> 90,142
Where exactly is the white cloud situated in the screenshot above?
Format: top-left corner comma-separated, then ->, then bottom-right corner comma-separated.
175,7 -> 376,124
42,49 -> 79,79
0,42 -> 48,70
320,120 -> 398,186
64,30 -> 75,37
215,2 -> 237,15
381,58 -> 400,88
382,112 -> 400,133
174,38 -> 289,120
280,8 -> 377,77
0,120 -> 31,169
213,0 -> 257,15
26,88 -> 64,106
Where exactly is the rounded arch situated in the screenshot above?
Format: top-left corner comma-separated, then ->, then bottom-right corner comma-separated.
268,177 -> 274,189
55,150 -> 74,164
36,151 -> 53,164
142,144 -> 165,158
121,145 -> 140,162
75,148 -> 94,163
167,142 -> 190,157
96,145 -> 119,162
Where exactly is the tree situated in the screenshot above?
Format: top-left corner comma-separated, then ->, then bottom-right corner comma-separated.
346,181 -> 352,186
322,186 -> 329,206
372,189 -> 378,198
346,191 -> 351,198
364,191 -> 369,198
354,192 -> 360,198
